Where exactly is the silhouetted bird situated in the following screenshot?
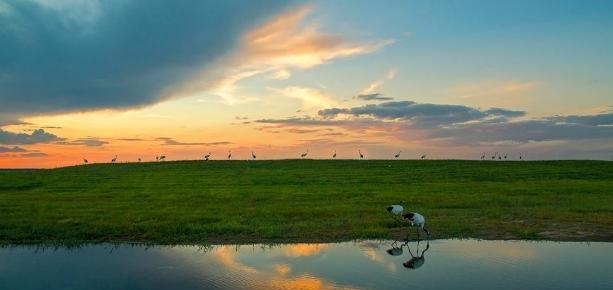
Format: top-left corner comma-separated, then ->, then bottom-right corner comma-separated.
83,158 -> 88,164
111,155 -> 117,163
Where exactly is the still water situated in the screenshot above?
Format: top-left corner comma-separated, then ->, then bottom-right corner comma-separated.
1,239 -> 611,290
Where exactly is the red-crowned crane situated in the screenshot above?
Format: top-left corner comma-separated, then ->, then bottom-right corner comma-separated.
301,149 -> 309,158
204,152 -> 211,161
111,155 -> 117,163
227,150 -> 232,160
332,150 -> 337,158
403,212 -> 430,240
420,154 -> 427,160
251,151 -> 256,160
395,151 -> 401,159
359,150 -> 364,159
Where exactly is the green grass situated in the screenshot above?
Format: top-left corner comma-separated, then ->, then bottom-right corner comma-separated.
0,160 -> 612,244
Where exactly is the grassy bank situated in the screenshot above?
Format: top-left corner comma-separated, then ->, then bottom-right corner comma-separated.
0,160 -> 612,244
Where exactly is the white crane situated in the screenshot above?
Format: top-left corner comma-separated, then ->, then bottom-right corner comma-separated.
480,153 -> 485,160
111,155 -> 117,163
332,150 -> 337,158
395,151 -> 401,159
204,152 -> 211,161
504,153 -> 508,160
251,151 -> 256,160
491,152 -> 497,160
359,150 -> 364,159
301,149 -> 309,158
403,212 -> 430,240
227,150 -> 232,160
420,154 -> 427,160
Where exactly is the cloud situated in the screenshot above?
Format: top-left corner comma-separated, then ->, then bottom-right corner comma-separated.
261,100 -> 613,147
354,93 -> 393,101
20,152 -> 48,158
483,108 -> 526,118
318,101 -> 489,127
156,137 -> 231,146
172,5 -> 394,104
0,128 -> 64,145
0,0 -> 298,116
270,86 -> 339,109
56,137 -> 108,147
361,68 -> 396,94
0,145 -> 27,153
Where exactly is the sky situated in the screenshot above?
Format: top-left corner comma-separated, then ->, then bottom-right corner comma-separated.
1,0 -> 612,168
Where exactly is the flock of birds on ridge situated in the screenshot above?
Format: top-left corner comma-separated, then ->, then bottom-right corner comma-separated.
82,150 -> 524,164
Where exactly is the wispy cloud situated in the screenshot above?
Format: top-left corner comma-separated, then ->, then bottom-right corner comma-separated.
156,137 -> 231,146
270,86 -> 340,109
361,69 -> 396,94
171,5 -> 394,104
57,137 -> 108,147
354,93 -> 393,101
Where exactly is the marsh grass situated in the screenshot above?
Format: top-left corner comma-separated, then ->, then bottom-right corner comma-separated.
0,160 -> 611,244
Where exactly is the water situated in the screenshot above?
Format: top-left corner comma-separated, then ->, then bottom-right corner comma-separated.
1,240 -> 611,290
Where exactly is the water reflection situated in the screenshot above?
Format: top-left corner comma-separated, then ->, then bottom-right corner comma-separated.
1,240 -> 612,290
403,240 -> 429,269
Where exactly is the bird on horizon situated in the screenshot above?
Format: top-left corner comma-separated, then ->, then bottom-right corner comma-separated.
158,155 -> 166,161
111,155 -> 117,163
83,158 -> 88,164
251,151 -> 257,160
395,151 -> 401,159
359,150 -> 364,159
519,154 -> 523,160
227,150 -> 232,160
332,150 -> 337,158
480,153 -> 485,160
504,154 -> 508,160
420,154 -> 427,159
492,152 -> 498,160
301,149 -> 309,158
204,152 -> 211,161
138,157 -> 141,162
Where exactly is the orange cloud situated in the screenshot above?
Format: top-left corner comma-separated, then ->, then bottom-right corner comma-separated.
170,5 -> 394,104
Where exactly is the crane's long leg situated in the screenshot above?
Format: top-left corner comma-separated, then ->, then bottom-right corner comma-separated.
422,226 -> 430,239
416,227 -> 420,241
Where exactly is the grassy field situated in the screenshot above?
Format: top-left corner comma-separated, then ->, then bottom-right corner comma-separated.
0,160 -> 612,244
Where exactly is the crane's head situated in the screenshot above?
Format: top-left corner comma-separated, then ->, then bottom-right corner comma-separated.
402,213 -> 415,221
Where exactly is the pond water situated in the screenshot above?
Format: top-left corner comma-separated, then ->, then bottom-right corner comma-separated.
1,239 -> 611,290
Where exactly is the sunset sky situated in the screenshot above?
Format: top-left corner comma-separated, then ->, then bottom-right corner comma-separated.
1,0 -> 612,168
